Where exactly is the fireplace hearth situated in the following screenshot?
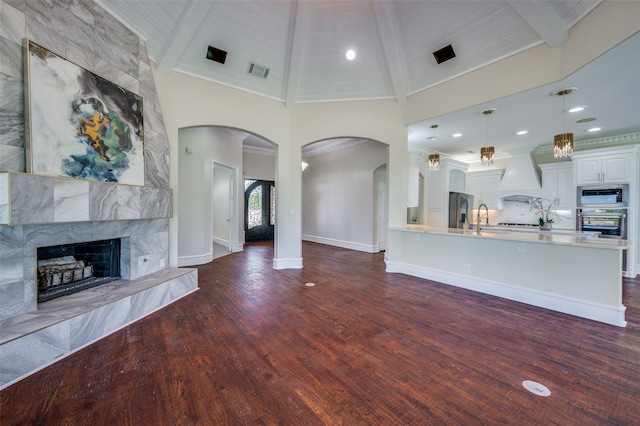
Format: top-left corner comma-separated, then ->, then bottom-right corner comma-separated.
37,239 -> 122,303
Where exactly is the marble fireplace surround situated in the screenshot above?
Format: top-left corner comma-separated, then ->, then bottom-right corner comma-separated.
0,172 -> 198,389
0,0 -> 200,389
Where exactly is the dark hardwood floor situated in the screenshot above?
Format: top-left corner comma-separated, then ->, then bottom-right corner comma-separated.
2,241 -> 640,425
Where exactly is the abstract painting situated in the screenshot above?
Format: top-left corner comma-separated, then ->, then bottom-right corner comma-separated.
25,39 -> 144,186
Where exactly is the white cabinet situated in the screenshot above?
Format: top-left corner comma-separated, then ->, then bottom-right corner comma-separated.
466,170 -> 504,209
540,162 -> 573,209
572,145 -> 639,278
574,150 -> 630,185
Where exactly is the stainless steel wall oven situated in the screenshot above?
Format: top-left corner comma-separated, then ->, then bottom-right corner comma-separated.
576,184 -> 629,272
577,208 -> 627,272
577,210 -> 626,239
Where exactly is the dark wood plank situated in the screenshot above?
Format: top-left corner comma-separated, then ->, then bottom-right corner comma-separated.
2,241 -> 640,425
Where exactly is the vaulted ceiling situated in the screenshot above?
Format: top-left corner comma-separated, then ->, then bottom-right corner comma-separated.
101,1 -> 639,161
102,0 -> 598,107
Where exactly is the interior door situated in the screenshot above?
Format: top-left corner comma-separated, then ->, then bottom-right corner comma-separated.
213,163 -> 235,252
245,180 -> 275,242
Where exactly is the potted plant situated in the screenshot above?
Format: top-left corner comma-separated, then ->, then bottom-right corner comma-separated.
530,198 -> 557,230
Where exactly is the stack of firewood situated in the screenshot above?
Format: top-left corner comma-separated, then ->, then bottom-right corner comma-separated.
37,256 -> 93,288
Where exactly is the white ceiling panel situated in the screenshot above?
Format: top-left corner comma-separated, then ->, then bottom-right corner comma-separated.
98,0 -> 639,161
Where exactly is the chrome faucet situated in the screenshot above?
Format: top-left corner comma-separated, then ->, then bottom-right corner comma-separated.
477,203 -> 489,234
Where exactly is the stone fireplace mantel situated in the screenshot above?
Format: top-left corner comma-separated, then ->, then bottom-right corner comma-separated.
0,172 -> 172,225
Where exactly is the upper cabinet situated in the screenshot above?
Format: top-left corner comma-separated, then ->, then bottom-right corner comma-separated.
573,148 -> 632,185
467,169 -> 504,209
539,162 -> 573,209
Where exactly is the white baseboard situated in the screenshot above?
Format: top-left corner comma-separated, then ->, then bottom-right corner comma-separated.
273,257 -> 303,269
302,234 -> 378,253
385,261 -> 627,327
178,252 -> 213,267
212,236 -> 229,246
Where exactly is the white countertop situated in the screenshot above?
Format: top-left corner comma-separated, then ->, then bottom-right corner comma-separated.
390,225 -> 630,250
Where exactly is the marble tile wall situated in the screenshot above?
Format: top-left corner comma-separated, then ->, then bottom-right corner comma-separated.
0,0 -> 170,185
0,218 -> 171,320
1,173 -> 173,225
0,1 -> 189,388
0,0 -> 177,323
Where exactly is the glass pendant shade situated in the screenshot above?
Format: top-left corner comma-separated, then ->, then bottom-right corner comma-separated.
480,146 -> 495,166
553,88 -> 575,158
479,109 -> 496,166
427,124 -> 440,171
553,132 -> 574,158
428,154 -> 440,171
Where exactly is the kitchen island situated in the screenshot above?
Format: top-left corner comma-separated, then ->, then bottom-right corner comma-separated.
386,225 -> 630,327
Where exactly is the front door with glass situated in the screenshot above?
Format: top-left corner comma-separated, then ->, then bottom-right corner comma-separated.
244,180 -> 275,242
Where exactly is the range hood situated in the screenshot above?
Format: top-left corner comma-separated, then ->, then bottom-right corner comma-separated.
497,149 -> 542,201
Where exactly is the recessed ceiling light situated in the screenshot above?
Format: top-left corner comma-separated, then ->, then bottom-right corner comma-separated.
346,49 -> 356,60
516,130 -> 528,135
467,150 -> 474,154
452,133 -> 463,138
588,127 -> 602,132
576,117 -> 596,123
427,136 -> 437,141
568,106 -> 586,113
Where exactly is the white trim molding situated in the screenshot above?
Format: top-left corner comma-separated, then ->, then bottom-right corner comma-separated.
385,261 -> 626,327
302,234 -> 379,253
273,257 -> 303,270
178,252 -> 213,267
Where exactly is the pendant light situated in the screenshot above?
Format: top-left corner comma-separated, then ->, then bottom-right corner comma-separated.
480,108 -> 496,166
428,124 -> 440,171
553,88 -> 575,158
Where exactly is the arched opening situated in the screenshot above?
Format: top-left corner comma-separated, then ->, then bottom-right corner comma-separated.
177,126 -> 276,266
301,137 -> 389,253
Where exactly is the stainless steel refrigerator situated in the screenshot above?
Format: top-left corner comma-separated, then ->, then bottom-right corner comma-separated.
449,192 -> 474,229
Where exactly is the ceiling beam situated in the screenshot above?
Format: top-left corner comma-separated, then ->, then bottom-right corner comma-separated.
371,0 -> 407,104
508,0 -> 568,48
285,0 -> 310,110
155,1 -> 214,75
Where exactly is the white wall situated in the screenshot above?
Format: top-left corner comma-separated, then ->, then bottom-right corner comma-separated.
177,127 -> 243,265
153,1 -> 639,269
243,152 -> 276,181
301,141 -> 388,252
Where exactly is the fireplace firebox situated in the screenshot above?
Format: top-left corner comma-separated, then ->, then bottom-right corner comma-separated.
37,239 -> 121,303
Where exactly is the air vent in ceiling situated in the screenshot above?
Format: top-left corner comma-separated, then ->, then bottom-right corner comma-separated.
247,62 -> 269,79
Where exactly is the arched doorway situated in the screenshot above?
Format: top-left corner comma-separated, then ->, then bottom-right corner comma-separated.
300,137 -> 389,253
